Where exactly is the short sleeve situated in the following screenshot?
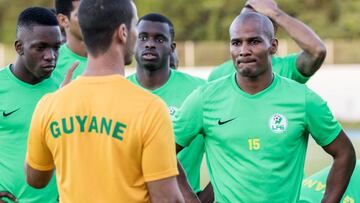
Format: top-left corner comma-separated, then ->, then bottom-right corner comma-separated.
208,60 -> 234,82
305,88 -> 342,146
26,95 -> 55,171
274,53 -> 310,84
174,87 -> 204,147
141,98 -> 178,182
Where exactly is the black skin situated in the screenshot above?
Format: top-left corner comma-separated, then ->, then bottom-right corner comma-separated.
170,51 -> 179,69
179,12 -> 355,203
176,144 -> 209,203
12,25 -> 61,84
134,20 -> 176,90
244,0 -> 327,77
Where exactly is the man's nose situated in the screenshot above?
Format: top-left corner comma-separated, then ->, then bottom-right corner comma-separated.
145,39 -> 155,49
239,44 -> 251,57
43,49 -> 56,61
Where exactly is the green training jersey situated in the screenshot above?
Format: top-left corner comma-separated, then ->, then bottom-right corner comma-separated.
0,66 -> 59,203
127,69 -> 205,192
52,44 -> 87,83
299,160 -> 360,203
174,73 -> 341,203
208,53 -> 309,84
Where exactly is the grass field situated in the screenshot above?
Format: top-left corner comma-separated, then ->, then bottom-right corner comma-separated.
199,134 -> 360,188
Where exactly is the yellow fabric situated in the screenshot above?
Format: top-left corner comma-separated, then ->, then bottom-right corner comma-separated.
27,75 -> 178,203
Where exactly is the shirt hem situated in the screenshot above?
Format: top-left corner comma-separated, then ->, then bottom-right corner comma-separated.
144,168 -> 179,182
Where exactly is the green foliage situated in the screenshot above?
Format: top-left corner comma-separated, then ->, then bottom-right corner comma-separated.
135,0 -> 360,41
0,0 -> 360,43
0,0 -> 52,44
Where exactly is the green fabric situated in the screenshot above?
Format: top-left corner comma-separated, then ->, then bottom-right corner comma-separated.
52,44 -> 87,83
208,53 -> 309,84
0,66 -> 59,203
299,160 -> 360,203
174,73 -> 341,203
127,69 -> 206,192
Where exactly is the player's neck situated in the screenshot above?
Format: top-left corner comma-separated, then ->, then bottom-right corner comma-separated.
135,65 -> 170,90
236,69 -> 274,95
83,49 -> 125,77
66,35 -> 87,57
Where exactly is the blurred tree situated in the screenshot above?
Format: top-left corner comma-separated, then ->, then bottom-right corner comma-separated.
0,0 -> 360,44
0,0 -> 52,43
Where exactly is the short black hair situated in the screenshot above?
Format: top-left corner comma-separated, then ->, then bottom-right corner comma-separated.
17,7 -> 59,36
55,0 -> 77,18
78,0 -> 134,57
138,13 -> 175,41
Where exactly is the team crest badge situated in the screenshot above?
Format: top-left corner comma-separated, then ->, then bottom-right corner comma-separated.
168,106 -> 178,116
269,114 -> 288,134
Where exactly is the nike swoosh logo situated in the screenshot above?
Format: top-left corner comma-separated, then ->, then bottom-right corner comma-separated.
218,117 -> 237,125
3,108 -> 20,117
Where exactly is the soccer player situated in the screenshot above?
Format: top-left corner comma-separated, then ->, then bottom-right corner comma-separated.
174,12 -> 356,202
53,0 -> 87,82
0,7 -> 60,203
300,160 -> 360,203
25,0 -> 184,202
208,0 -> 327,83
127,13 -> 205,198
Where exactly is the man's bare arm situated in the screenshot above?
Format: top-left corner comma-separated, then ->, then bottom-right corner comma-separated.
321,130 -> 356,203
176,160 -> 200,203
176,144 -> 200,203
246,0 -> 327,76
179,142 -> 213,202
146,176 -> 185,203
25,163 -> 54,189
198,183 -> 214,203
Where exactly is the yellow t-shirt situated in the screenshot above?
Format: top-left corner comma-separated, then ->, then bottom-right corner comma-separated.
26,75 -> 178,203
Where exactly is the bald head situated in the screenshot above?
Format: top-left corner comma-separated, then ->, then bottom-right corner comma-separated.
230,12 -> 275,41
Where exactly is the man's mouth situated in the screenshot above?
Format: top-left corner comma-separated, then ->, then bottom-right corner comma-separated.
142,52 -> 159,60
41,65 -> 55,72
237,58 -> 257,65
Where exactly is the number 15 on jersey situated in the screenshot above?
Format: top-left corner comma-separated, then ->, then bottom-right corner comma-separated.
248,138 -> 261,150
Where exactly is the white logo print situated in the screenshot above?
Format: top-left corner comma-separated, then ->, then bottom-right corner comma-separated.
269,114 -> 288,134
168,106 -> 178,117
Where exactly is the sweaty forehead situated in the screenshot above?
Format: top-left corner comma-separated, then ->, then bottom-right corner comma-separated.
137,20 -> 171,36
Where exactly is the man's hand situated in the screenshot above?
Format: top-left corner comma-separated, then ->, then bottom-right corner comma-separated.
245,0 -> 280,18
246,0 -> 326,77
60,61 -> 80,88
0,191 -> 17,203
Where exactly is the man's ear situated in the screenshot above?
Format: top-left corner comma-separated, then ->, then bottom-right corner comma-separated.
270,38 -> 278,55
171,42 -> 176,53
15,40 -> 24,55
116,24 -> 128,44
57,14 -> 70,29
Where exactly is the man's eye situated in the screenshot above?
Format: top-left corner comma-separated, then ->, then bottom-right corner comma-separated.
250,40 -> 260,45
157,38 -> 165,43
231,41 -> 239,46
139,36 -> 147,41
36,46 -> 45,51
